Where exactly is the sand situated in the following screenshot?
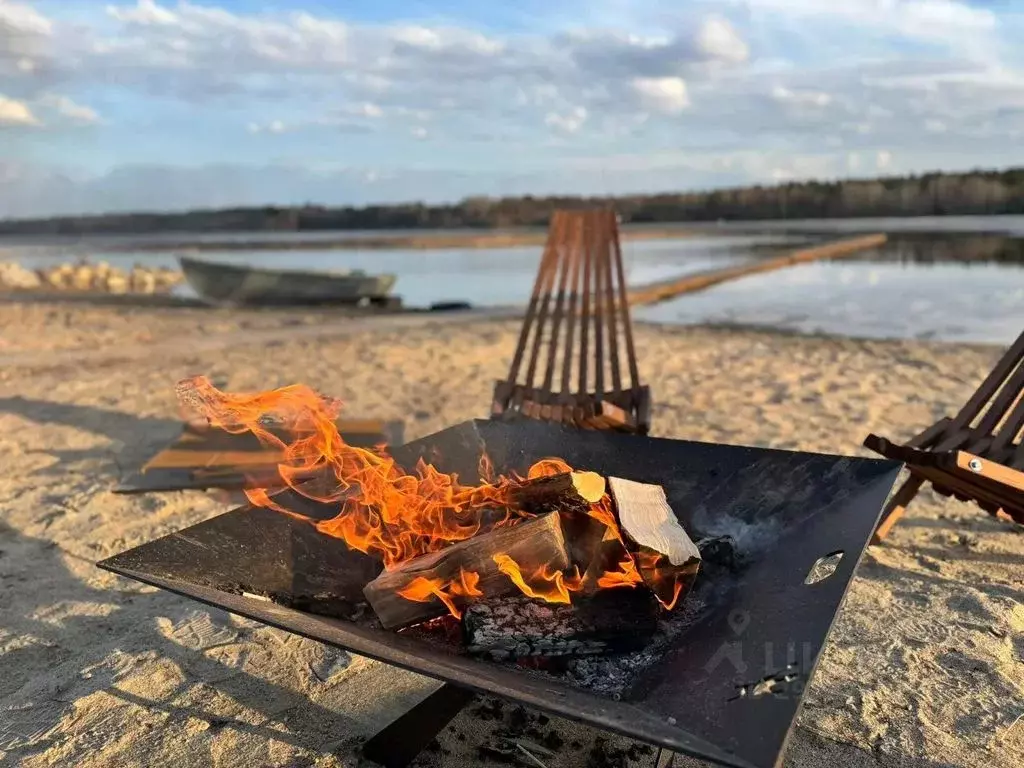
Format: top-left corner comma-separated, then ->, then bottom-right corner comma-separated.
0,300 -> 1021,768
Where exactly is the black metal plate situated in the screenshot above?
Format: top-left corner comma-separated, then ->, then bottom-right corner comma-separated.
98,419 -> 901,768
114,420 -> 404,493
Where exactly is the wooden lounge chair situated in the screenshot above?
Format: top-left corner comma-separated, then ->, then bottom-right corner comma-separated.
115,417 -> 404,493
864,329 -> 1024,543
491,208 -> 651,434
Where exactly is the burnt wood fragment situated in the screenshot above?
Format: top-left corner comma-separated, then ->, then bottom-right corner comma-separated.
695,535 -> 739,573
507,471 -> 606,516
463,590 -> 658,660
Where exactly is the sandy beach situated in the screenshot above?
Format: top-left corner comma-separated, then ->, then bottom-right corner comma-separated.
0,301 -> 1021,768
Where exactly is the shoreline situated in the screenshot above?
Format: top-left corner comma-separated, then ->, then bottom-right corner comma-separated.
0,291 -> 1009,354
100,225 -> 702,253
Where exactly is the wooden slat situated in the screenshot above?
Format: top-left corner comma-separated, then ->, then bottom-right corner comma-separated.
967,358 -> 1024,441
611,215 -> 641,392
988,392 -> 1024,453
578,212 -> 594,397
560,216 -> 584,403
948,329 -> 1024,432
592,215 -> 606,404
864,436 -> 1024,524
504,221 -> 552,391
952,451 -> 1024,495
601,212 -> 623,396
871,475 -> 926,544
906,417 -> 954,449
144,449 -> 286,470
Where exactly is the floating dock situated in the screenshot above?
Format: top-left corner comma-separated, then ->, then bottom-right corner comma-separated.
627,233 -> 888,307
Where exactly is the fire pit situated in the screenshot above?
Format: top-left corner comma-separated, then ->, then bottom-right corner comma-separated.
99,416 -> 900,768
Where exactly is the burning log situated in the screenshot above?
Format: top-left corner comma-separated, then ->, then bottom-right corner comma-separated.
607,477 -> 701,608
363,512 -> 569,629
506,471 -> 606,516
463,590 -> 659,660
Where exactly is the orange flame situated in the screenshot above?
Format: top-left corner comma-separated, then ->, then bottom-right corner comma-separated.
396,568 -> 482,619
177,376 -> 532,569
493,554 -> 584,604
596,557 -> 644,589
176,376 -> 689,618
636,551 -> 688,610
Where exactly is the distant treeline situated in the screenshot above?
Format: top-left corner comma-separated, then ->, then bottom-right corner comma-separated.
3,167 -> 1023,236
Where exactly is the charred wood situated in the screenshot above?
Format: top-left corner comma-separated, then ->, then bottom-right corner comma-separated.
507,471 -> 606,516
695,535 -> 739,574
364,512 -> 569,629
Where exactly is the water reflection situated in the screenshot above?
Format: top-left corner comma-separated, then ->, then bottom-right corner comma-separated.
849,234 -> 1024,266
636,235 -> 1024,345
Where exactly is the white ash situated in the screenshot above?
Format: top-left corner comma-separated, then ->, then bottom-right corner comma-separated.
561,593 -> 710,697
465,600 -> 618,660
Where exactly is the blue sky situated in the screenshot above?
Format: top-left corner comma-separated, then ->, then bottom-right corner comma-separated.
1,0 -> 1023,216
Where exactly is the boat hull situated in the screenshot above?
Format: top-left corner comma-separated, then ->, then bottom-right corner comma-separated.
179,257 -> 397,306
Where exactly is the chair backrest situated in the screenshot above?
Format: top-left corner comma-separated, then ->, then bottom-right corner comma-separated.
936,329 -> 1024,466
491,208 -> 651,433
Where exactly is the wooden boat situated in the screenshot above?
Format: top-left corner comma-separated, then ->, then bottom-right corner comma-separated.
178,255 -> 398,306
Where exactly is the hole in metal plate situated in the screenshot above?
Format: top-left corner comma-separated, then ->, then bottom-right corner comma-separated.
804,551 -> 844,585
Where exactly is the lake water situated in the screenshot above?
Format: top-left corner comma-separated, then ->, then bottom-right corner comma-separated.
7,234 -> 803,309
3,222 -> 1024,345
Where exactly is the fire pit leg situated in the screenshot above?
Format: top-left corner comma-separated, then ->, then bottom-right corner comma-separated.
655,747 -> 677,767
361,683 -> 476,768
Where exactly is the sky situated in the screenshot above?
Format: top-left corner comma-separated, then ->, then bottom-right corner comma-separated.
1,0 -> 1023,217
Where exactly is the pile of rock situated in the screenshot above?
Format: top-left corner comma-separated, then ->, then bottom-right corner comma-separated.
0,260 -> 184,294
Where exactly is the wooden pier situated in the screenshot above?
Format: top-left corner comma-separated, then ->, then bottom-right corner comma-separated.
627,233 -> 888,307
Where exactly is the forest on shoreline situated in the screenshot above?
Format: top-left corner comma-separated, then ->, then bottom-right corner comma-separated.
2,166 -> 1022,236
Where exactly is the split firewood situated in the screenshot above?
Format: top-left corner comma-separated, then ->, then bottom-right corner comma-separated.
607,476 -> 701,608
463,590 -> 658,660
506,471 -> 606,516
363,512 -> 569,629
559,510 -> 614,586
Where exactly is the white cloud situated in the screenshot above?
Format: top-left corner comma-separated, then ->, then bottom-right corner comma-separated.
695,16 -> 748,63
738,0 -> 996,45
544,106 -> 588,134
0,1 -> 52,36
1,0 -> 54,79
3,0 -> 1024,215
106,0 -> 177,26
348,102 -> 383,118
630,77 -> 689,114
39,94 -> 100,124
771,85 -> 831,108
0,94 -> 39,126
247,119 -> 287,134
